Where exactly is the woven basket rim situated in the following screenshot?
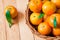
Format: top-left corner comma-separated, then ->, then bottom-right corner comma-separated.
25,0 -> 60,40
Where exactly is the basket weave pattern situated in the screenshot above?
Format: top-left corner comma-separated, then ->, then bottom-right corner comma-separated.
25,0 -> 60,40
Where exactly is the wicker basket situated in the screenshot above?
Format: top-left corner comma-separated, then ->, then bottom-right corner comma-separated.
25,0 -> 60,40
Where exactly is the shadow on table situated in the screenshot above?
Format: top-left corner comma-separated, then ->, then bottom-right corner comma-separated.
12,12 -> 24,25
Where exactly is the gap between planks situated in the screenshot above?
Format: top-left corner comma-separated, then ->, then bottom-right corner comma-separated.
3,0 -> 20,40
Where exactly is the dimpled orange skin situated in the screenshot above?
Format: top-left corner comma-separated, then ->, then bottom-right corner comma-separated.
29,0 -> 42,13
46,14 -> 60,28
51,0 -> 60,8
4,6 -> 18,18
38,22 -> 51,35
42,1 -> 56,16
53,28 -> 60,36
30,13 -> 42,25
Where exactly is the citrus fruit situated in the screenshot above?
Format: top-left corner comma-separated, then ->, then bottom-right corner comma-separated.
46,14 -> 60,28
53,28 -> 60,36
42,1 -> 56,15
30,13 -> 43,25
29,0 -> 42,13
38,22 -> 51,35
4,6 -> 18,18
51,0 -> 60,8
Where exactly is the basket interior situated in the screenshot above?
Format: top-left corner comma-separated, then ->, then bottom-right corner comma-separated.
26,0 -> 60,39
28,8 -> 56,36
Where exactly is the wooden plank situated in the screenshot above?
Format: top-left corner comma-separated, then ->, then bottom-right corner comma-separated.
0,0 -> 6,40
16,0 -> 35,40
16,0 -> 46,40
3,0 -> 20,40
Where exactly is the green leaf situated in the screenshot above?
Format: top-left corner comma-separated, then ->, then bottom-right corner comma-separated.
38,13 -> 44,19
6,10 -> 12,28
53,17 -> 57,28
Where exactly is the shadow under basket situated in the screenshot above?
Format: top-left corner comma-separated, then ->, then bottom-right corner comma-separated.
25,4 -> 60,40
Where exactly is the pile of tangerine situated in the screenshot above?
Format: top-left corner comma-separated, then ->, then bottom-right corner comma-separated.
28,0 -> 60,36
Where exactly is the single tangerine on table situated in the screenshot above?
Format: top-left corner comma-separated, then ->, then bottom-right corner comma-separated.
38,22 -> 51,35
42,1 -> 56,16
29,0 -> 42,13
30,13 -> 43,25
4,6 -> 18,18
4,6 -> 18,27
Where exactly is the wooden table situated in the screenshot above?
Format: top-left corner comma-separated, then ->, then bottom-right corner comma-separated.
0,0 -> 46,40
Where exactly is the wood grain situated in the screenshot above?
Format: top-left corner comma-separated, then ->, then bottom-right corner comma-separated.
16,0 -> 35,40
0,0 -> 6,40
0,0 -> 46,40
3,0 -> 20,40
